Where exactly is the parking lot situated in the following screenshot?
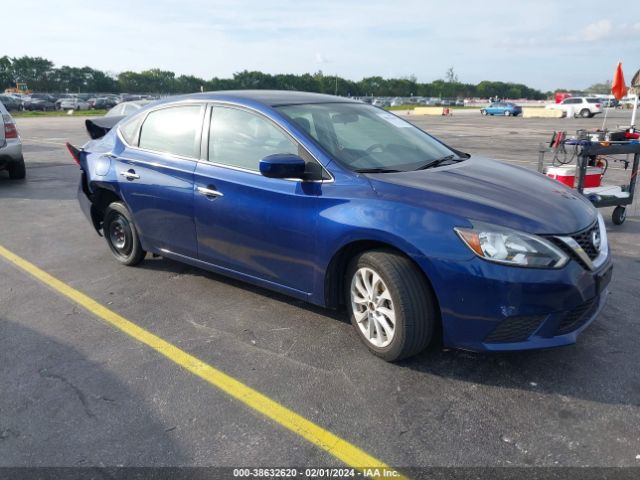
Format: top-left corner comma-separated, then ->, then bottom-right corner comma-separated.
1,111 -> 639,471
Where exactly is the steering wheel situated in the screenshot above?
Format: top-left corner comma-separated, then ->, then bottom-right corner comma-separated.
366,143 -> 385,153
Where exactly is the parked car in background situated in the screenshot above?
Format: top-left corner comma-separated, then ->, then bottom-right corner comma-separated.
371,98 -> 390,108
105,100 -> 152,117
481,102 -> 522,116
0,101 -> 25,179
6,93 -> 29,107
59,98 -> 91,111
546,97 -> 603,118
72,91 -> 611,362
0,94 -> 22,112
88,97 -> 118,110
24,94 -> 57,111
600,98 -> 619,108
54,94 -> 75,110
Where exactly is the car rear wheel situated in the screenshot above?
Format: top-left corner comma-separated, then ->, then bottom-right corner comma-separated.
580,108 -> 590,118
103,202 -> 146,266
7,156 -> 26,180
346,249 -> 436,361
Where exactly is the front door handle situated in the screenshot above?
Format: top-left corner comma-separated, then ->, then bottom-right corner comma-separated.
196,186 -> 224,198
120,169 -> 140,180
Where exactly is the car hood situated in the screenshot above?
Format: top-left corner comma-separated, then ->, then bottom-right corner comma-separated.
366,158 -> 597,234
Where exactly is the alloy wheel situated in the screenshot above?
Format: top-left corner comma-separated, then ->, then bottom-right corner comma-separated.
350,267 -> 396,348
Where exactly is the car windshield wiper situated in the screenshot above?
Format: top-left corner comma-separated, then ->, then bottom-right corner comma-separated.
415,154 -> 461,170
354,167 -> 402,173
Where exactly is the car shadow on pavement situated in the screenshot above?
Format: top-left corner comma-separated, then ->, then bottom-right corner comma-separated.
0,162 -> 77,201
138,255 -> 640,408
138,256 -> 351,325
401,300 -> 640,407
0,319 -> 188,466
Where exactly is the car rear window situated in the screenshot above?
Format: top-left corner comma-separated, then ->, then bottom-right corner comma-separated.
139,105 -> 202,158
587,99 -> 601,104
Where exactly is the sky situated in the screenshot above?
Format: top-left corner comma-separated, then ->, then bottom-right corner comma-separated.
5,0 -> 640,91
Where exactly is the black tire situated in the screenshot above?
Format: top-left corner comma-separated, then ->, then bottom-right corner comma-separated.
579,109 -> 590,118
7,156 -> 26,180
481,109 -> 487,116
103,202 -> 146,266
612,206 -> 626,225
346,249 -> 436,361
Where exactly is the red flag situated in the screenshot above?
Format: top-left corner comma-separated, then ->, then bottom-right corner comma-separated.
611,62 -> 628,100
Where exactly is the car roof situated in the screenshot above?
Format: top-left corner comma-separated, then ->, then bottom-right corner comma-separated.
163,90 -> 360,107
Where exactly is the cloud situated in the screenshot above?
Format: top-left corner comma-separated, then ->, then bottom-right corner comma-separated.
315,53 -> 329,64
562,19 -> 640,43
580,19 -> 613,41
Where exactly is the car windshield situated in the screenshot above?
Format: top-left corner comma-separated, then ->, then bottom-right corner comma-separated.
275,103 -> 459,172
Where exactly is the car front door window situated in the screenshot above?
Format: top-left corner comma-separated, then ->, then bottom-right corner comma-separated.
209,106 -> 298,171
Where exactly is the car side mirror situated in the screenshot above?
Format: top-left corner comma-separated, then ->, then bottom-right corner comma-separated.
259,154 -> 307,179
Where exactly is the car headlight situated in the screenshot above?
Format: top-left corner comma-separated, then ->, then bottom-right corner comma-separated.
455,221 -> 569,268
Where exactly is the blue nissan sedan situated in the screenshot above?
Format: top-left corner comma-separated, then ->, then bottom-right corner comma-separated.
71,91 -> 612,361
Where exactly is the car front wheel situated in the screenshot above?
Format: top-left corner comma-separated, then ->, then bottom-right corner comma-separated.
103,202 -> 146,266
579,108 -> 590,118
346,249 -> 436,361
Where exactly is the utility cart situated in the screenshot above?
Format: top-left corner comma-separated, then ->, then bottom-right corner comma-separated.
538,135 -> 640,225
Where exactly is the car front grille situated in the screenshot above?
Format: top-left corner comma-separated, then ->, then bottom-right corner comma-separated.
484,315 -> 546,343
556,297 -> 598,335
547,221 -> 600,269
571,223 -> 600,260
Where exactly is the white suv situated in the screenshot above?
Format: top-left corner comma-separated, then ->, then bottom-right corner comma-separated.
546,97 -> 603,118
0,100 -> 25,179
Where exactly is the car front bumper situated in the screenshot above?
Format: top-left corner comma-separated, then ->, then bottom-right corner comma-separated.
424,254 -> 613,352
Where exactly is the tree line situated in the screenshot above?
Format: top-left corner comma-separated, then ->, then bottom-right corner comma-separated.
0,55 -> 547,99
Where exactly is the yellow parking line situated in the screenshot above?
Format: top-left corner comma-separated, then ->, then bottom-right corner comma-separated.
0,244 -> 403,477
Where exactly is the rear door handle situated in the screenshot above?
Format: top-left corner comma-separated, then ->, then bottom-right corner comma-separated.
120,169 -> 140,180
196,186 -> 224,198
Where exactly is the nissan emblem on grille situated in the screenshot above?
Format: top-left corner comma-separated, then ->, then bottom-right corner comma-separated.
592,228 -> 601,253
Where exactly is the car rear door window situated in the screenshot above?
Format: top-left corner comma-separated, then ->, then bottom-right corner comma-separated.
120,114 -> 144,145
208,106 -> 298,171
139,105 -> 202,158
